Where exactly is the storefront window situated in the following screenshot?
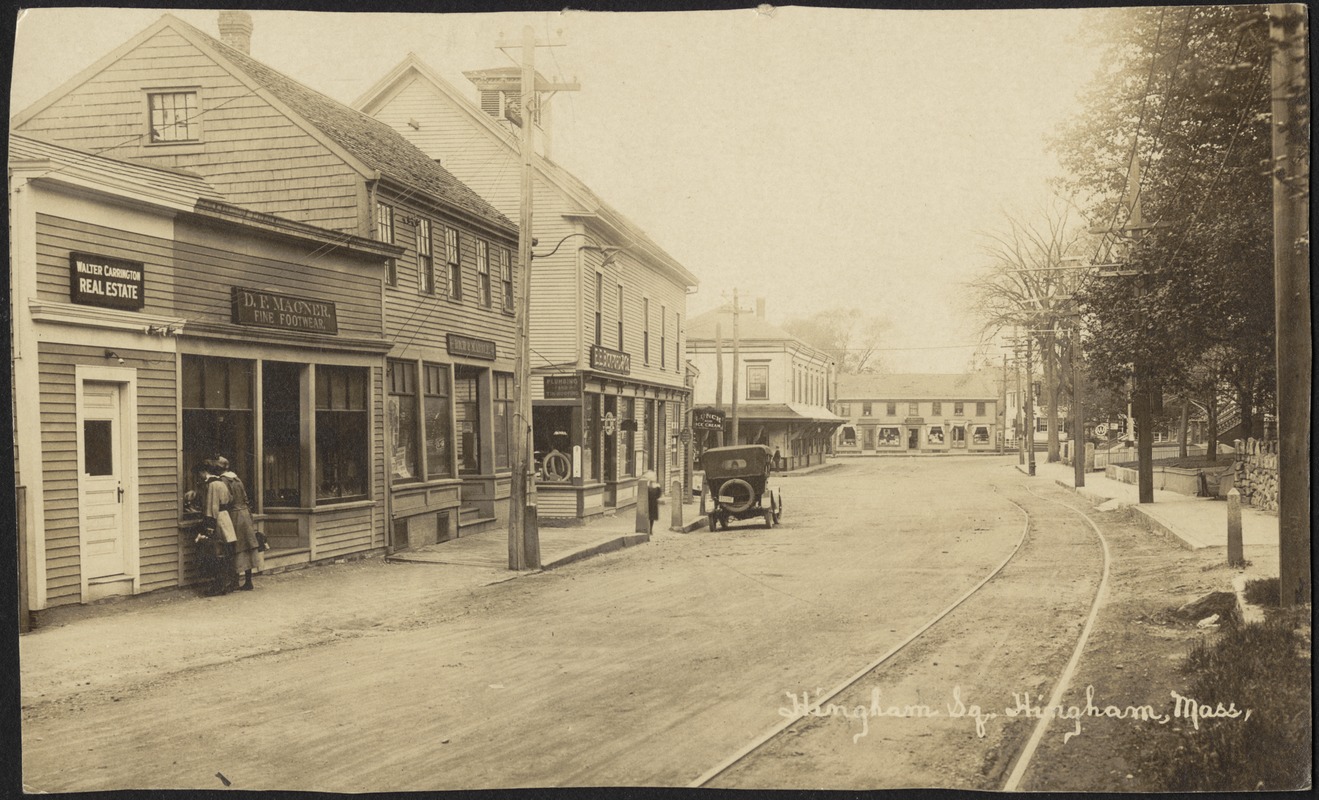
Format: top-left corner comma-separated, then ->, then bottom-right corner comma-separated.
262,361 -> 302,508
973,425 -> 991,444
584,393 -> 599,481
493,373 -> 513,471
879,426 -> 901,446
455,367 -> 481,475
316,365 -> 368,501
621,398 -> 636,477
424,364 -> 452,478
388,360 -> 419,482
182,355 -> 253,498
927,425 -> 945,444
643,399 -> 655,473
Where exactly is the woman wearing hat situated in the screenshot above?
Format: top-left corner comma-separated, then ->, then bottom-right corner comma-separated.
198,458 -> 239,595
215,456 -> 264,591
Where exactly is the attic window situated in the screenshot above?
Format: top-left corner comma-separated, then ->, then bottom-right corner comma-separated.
147,91 -> 199,143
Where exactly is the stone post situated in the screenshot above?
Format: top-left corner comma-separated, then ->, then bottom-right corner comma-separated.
671,479 -> 684,531
1227,488 -> 1244,567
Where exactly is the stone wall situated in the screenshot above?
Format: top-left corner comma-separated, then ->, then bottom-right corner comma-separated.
1232,438 -> 1279,512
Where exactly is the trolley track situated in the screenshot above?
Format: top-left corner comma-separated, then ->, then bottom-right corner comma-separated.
690,480 -> 1114,790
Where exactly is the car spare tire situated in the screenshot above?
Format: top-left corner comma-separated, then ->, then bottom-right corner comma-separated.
716,478 -> 755,514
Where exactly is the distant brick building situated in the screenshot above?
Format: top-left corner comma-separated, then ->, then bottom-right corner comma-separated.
834,373 -> 1000,454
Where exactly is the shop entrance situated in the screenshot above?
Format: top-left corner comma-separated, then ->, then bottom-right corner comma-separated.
533,406 -> 574,483
907,427 -> 919,450
79,379 -> 133,587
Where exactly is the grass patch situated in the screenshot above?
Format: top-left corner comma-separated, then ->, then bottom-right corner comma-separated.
1244,577 -> 1280,607
1136,608 -> 1312,790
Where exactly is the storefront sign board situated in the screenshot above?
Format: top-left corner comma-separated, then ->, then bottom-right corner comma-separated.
589,344 -> 631,375
692,408 -> 726,431
70,252 -> 145,310
447,333 -> 497,361
232,287 -> 338,334
543,375 -> 581,399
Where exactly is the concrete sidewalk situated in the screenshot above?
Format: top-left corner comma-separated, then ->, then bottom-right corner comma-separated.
1018,460 -> 1279,579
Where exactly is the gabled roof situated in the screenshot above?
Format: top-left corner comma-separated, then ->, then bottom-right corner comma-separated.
353,53 -> 698,288
838,373 -> 999,401
176,20 -> 515,233
13,15 -> 515,235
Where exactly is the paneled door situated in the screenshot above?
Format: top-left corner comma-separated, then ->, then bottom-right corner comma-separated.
81,381 -> 127,580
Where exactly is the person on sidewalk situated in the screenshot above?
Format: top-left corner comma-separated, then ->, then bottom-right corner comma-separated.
216,456 -> 264,591
198,459 -> 239,595
646,471 -> 662,534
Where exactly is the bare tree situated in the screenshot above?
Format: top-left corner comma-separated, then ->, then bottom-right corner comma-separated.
783,308 -> 889,375
964,200 -> 1093,462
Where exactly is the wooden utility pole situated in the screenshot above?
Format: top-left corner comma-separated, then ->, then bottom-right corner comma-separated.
1025,334 -> 1036,476
1000,354 -> 1008,455
730,288 -> 741,445
1070,322 -> 1085,488
714,322 -> 724,447
1269,3 -> 1310,606
502,25 -> 578,571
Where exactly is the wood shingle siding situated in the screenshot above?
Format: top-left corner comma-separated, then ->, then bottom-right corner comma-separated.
38,342 -> 179,606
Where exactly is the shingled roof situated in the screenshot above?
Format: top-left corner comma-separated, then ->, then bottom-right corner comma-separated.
182,20 -> 515,234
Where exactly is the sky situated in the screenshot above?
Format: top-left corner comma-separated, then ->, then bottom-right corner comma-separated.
11,5 -> 1105,372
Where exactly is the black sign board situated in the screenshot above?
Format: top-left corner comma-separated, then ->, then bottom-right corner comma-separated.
543,375 -> 580,399
70,252 -> 145,310
232,287 -> 338,334
589,344 -> 631,375
692,407 -> 726,431
447,333 -> 497,361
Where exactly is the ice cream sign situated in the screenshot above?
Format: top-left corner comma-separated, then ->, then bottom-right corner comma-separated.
69,252 -> 145,310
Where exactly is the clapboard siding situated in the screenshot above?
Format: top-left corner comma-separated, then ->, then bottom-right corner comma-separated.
38,341 -> 179,606
381,188 -> 518,361
537,489 -> 577,518
599,247 -> 689,390
314,507 -> 376,560
15,27 -> 362,233
35,214 -> 177,313
372,77 -> 523,217
174,217 -> 384,337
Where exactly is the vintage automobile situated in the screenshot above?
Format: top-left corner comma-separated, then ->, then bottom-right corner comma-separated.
700,444 -> 782,530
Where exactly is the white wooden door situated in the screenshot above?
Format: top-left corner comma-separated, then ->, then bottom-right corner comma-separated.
81,381 -> 126,579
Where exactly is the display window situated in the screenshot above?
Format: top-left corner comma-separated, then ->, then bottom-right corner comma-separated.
878,426 -> 901,446
424,364 -> 453,478
493,372 -> 513,471
182,355 -> 253,497
973,425 -> 991,444
388,360 -> 419,482
262,361 -> 302,507
926,425 -> 945,444
455,367 -> 482,475
316,365 -> 368,501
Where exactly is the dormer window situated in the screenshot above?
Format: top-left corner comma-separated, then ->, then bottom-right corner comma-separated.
147,91 -> 200,143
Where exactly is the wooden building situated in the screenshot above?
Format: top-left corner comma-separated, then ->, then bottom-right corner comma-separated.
11,11 -> 524,597
10,133 -> 399,611
833,373 -> 1000,454
354,55 -> 699,521
685,302 -> 842,471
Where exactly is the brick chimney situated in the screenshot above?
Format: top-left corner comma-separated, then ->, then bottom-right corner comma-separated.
218,11 -> 253,55
756,297 -> 766,319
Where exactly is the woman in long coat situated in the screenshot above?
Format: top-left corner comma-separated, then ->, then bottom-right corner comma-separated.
200,459 -> 239,595
216,456 -> 263,591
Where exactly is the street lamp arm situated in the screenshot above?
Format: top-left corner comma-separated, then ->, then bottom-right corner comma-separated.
532,231 -> 627,262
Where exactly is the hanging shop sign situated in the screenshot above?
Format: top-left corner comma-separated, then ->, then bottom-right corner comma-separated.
589,344 -> 631,375
69,252 -> 145,310
232,287 -> 339,334
447,333 -> 497,361
543,375 -> 581,399
692,407 -> 726,431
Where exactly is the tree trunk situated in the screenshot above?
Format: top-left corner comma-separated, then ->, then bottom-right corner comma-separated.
1206,390 -> 1219,463
1045,332 -> 1060,462
1179,398 -> 1189,459
1237,383 -> 1255,442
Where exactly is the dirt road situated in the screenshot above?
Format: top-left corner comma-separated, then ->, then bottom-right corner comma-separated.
22,456 -> 1136,791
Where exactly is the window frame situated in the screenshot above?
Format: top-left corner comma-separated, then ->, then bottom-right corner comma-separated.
886,402 -> 896,416
617,285 -> 625,351
445,227 -> 462,301
387,359 -> 421,484
501,247 -> 514,312
423,363 -> 453,479
954,401 -> 965,415
746,364 -> 769,400
146,89 -> 201,144
377,202 -> 397,286
932,400 -> 942,416
315,365 -> 370,503
594,272 -> 604,346
976,401 -> 987,416
660,304 -> 667,370
416,219 -> 435,295
476,239 -> 492,308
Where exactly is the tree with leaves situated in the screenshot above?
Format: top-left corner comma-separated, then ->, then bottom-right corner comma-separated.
1051,5 -> 1275,447
782,308 -> 889,375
